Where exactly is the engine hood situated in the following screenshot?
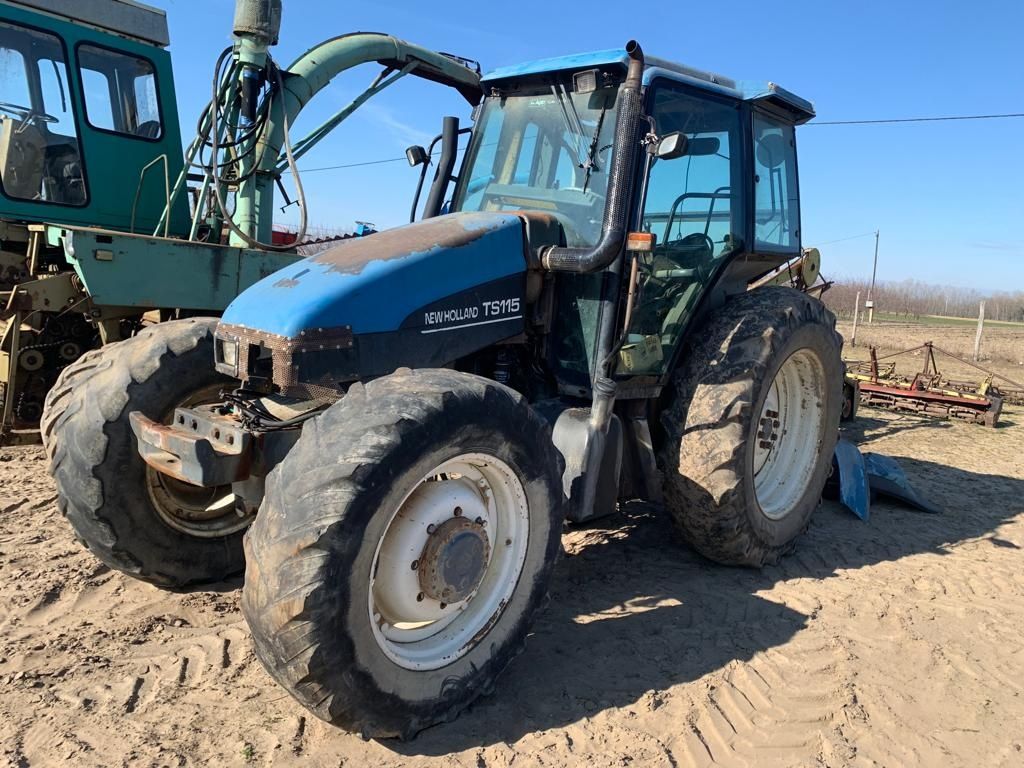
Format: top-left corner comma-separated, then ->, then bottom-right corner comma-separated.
220,212 -> 530,338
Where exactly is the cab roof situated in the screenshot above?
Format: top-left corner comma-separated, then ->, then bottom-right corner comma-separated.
2,0 -> 169,47
481,48 -> 815,125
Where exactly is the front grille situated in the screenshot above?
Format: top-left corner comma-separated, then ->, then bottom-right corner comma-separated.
216,323 -> 354,401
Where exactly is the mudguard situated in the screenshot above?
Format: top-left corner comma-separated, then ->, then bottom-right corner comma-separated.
833,438 -> 870,520
863,452 -> 941,515
832,438 -> 941,519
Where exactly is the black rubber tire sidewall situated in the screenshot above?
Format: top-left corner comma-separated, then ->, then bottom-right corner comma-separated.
45,318 -> 243,587
659,287 -> 843,566
739,321 -> 843,547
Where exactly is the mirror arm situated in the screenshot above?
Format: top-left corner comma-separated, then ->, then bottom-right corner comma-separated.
409,133 -> 443,223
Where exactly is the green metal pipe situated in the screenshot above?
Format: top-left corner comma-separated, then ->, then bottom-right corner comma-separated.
237,33 -> 482,245
280,62 -> 415,171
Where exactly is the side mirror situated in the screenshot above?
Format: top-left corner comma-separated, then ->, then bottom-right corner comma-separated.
756,133 -> 787,169
656,132 -> 688,160
656,132 -> 721,160
406,145 -> 428,167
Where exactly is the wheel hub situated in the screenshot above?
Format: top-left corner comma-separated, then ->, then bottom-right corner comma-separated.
418,517 -> 491,603
369,454 -> 531,670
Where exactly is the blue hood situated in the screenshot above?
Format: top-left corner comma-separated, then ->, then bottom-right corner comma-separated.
221,212 -> 529,338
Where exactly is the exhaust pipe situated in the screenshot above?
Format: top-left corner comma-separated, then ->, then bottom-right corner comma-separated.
540,40 -> 644,273
548,42 -> 646,522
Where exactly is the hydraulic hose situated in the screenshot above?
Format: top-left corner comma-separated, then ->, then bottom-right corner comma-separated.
210,57 -> 308,251
540,40 -> 645,273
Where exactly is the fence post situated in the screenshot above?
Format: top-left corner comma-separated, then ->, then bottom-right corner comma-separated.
973,300 -> 986,361
851,291 -> 860,347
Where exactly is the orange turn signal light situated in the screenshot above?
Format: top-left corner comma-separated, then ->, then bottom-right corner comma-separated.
626,231 -> 656,252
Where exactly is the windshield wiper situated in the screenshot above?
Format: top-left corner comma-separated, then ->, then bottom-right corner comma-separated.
550,84 -> 589,172
581,102 -> 609,192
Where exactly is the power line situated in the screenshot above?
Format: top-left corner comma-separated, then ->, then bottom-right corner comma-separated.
811,112 -> 1024,126
283,155 -> 407,174
813,232 -> 878,246
285,112 -> 1024,174
284,142 -> 473,174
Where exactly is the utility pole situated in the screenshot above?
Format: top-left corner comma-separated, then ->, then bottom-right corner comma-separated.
852,291 -> 860,347
974,301 -> 986,361
866,230 -> 880,323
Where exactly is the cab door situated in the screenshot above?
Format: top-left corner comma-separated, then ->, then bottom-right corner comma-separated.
623,81 -> 746,376
72,40 -> 187,235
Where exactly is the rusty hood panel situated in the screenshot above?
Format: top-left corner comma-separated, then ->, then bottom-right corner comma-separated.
220,213 -> 530,338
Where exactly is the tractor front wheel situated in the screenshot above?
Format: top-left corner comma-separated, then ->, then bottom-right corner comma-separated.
242,368 -> 564,739
658,287 -> 843,566
42,318 -> 246,587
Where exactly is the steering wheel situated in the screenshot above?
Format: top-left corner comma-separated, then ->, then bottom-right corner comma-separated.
0,102 -> 58,125
662,232 -> 715,263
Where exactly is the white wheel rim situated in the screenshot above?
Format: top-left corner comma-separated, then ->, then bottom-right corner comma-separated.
752,348 -> 827,520
368,453 -> 529,671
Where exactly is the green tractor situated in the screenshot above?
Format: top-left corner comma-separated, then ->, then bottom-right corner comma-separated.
45,13 -> 843,740
0,0 -> 482,443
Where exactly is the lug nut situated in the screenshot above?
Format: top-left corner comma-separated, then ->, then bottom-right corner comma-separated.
453,506 -> 462,516
439,602 -> 447,610
411,560 -> 419,570
416,593 -> 424,602
427,524 -> 436,534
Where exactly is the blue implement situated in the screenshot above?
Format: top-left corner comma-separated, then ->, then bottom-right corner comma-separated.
863,453 -> 942,515
834,438 -> 870,520
832,439 -> 941,519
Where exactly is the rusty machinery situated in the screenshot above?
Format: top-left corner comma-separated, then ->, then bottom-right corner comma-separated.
846,341 -> 1023,427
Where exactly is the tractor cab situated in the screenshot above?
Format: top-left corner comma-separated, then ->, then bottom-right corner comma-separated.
0,0 -> 187,235
451,50 -> 815,393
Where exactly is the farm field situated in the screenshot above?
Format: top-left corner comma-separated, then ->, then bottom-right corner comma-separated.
837,317 -> 1024,382
2,393 -> 1024,766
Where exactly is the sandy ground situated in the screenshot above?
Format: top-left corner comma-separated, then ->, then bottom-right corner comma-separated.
2,401 -> 1024,767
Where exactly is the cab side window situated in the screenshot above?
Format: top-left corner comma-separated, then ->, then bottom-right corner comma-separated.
753,114 -> 799,251
624,85 -> 743,375
78,45 -> 162,139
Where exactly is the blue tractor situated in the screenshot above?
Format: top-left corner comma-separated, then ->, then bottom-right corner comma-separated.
46,33 -> 842,737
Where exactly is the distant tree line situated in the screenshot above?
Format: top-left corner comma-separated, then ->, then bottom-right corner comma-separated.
821,276 -> 1024,323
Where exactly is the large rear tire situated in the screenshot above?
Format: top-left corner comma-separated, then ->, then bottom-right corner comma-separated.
658,287 -> 843,566
43,318 -> 246,588
242,368 -> 564,738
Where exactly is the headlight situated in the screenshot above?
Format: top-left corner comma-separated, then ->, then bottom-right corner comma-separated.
215,336 -> 238,376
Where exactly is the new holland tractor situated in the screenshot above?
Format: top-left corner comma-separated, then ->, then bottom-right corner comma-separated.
45,13 -> 843,739
0,0 -> 481,444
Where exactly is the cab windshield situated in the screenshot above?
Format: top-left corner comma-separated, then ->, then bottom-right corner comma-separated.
453,81 -> 619,248
0,20 -> 85,205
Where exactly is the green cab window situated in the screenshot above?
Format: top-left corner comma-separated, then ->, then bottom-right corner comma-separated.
623,85 -> 744,375
78,44 -> 162,139
753,113 -> 799,251
0,21 -> 86,205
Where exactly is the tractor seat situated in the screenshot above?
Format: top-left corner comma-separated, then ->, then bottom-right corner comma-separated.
135,121 -> 162,140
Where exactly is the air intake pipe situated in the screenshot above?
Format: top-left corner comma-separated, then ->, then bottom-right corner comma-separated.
540,40 -> 644,272
233,0 -> 282,46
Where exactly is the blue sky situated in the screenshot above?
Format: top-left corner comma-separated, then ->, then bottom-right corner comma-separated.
154,0 -> 1023,291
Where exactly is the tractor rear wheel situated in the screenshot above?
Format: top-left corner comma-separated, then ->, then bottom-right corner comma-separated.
658,287 -> 843,566
242,368 -> 564,738
42,318 -> 246,587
